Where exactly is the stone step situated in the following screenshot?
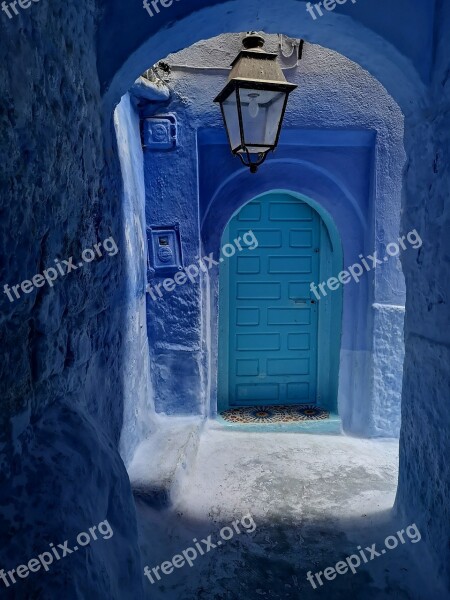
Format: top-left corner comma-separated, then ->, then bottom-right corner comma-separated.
128,417 -> 203,508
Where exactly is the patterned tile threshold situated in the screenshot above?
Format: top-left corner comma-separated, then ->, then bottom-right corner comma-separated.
220,404 -> 329,424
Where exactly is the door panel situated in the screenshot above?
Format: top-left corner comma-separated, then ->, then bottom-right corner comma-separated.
224,194 -> 321,407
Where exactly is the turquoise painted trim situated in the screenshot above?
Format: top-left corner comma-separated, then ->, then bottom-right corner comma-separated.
218,190 -> 343,414
217,225 -> 231,413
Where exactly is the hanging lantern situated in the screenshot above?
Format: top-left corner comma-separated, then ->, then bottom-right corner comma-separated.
214,32 -> 297,173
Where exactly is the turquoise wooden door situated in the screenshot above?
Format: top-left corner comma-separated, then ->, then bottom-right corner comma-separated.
221,194 -> 321,408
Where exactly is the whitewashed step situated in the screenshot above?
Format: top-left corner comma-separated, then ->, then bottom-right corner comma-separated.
128,417 -> 203,508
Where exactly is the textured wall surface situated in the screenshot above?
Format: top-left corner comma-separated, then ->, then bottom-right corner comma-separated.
372,304 -> 405,436
396,0 -> 450,587
143,100 -> 204,416
0,2 -> 144,597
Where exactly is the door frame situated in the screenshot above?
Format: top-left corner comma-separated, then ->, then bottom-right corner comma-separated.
217,191 -> 343,414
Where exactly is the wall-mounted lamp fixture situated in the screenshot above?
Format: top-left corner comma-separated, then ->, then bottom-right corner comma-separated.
214,32 -> 297,173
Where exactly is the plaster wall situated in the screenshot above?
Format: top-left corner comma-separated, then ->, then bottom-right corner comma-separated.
114,93 -> 155,466
143,104 -> 204,416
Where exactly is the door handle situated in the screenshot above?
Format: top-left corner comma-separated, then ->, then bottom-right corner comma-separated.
293,299 -> 316,305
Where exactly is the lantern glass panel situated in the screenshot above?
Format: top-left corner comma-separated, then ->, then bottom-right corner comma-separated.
238,87 -> 287,153
221,89 -> 241,152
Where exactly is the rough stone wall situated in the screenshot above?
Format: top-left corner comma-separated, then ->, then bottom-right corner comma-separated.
396,0 -> 450,588
0,3 -> 144,598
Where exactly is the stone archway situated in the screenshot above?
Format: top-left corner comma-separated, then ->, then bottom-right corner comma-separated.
101,0 -> 448,588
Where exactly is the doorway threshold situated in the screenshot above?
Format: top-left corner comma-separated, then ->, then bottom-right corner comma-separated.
213,412 -> 342,434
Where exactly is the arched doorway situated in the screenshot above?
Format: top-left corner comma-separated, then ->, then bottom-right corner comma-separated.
218,191 -> 342,415
100,0 -> 449,591
100,0 -> 450,588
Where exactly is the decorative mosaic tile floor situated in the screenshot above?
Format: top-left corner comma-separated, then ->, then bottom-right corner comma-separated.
220,404 -> 329,424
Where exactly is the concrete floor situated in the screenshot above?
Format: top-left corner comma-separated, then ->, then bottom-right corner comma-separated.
136,421 -> 445,599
